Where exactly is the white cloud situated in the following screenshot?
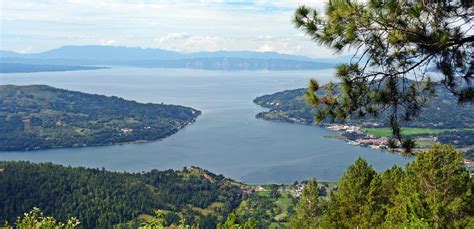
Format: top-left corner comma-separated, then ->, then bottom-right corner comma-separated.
256,44 -> 274,52
101,39 -> 117,46
1,0 -> 339,58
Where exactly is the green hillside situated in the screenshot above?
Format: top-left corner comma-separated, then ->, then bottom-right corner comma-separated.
0,85 -> 201,151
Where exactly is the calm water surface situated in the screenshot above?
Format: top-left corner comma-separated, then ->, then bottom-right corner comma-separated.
0,68 -> 408,183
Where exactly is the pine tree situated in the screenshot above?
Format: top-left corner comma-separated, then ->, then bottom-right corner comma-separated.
386,144 -> 474,228
294,1 -> 473,149
290,178 -> 322,228
322,158 -> 377,227
243,217 -> 256,229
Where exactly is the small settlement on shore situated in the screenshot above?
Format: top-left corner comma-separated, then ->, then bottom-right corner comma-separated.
325,124 -> 474,177
326,124 -> 390,150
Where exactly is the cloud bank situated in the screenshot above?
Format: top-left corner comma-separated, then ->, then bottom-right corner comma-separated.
1,0 -> 337,58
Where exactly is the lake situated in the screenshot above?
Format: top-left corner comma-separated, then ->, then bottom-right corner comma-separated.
0,68 -> 408,183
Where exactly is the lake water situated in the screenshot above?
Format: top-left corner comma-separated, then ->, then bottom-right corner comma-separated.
0,68 -> 408,183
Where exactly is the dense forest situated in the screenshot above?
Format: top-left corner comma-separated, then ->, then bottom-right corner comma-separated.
2,145 -> 472,228
254,84 -> 474,129
0,161 -> 243,228
0,85 -> 201,151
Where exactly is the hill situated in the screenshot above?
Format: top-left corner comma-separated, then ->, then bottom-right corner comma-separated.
2,144 -> 472,228
0,85 -> 200,151
254,85 -> 474,128
0,63 -> 107,73
0,161 -> 243,228
0,45 -> 337,70
254,84 -> 474,154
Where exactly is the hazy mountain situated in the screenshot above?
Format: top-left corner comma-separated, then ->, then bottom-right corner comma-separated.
0,45 -> 342,70
187,50 -> 315,61
0,50 -> 26,58
0,63 -> 107,73
1,46 -> 184,61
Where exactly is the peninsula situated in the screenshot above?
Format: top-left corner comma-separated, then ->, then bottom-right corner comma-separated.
0,85 -> 200,151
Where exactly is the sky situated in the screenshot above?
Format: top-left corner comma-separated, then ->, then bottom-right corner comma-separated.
0,0 -> 339,58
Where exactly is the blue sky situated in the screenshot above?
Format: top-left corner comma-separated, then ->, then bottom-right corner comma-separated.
1,0 -> 337,58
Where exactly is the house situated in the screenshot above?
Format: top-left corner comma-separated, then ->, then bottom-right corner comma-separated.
120,128 -> 133,134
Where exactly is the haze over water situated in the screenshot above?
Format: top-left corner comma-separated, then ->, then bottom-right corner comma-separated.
0,68 -> 408,183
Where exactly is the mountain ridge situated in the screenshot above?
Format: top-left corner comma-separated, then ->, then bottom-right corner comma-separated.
1,45 -> 335,62
0,45 -> 347,70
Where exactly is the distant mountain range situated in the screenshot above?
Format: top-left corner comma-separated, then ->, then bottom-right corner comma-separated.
0,63 -> 107,73
0,45 -> 346,71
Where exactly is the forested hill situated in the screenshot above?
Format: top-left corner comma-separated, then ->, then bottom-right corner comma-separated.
0,85 -> 201,151
0,161 -> 243,228
254,85 -> 474,129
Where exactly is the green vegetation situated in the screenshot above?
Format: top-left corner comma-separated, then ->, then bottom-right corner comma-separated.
289,179 -> 321,228
362,127 -> 466,137
254,86 -> 474,129
2,145 -> 472,228
0,162 -> 242,228
291,144 -> 474,228
254,87 -> 474,154
294,0 -> 473,150
2,208 -> 80,229
0,85 -> 200,151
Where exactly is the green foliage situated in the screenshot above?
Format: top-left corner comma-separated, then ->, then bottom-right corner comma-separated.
269,185 -> 281,200
217,213 -> 257,229
294,1 -> 474,149
3,207 -> 80,229
3,145 -> 472,228
0,162 -> 242,228
254,86 -> 474,152
289,178 -> 322,228
386,144 -> 473,227
0,85 -> 200,151
254,86 -> 474,130
291,144 -> 473,228
322,158 -> 379,228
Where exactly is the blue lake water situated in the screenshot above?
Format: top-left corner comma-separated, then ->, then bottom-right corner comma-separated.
0,68 -> 408,183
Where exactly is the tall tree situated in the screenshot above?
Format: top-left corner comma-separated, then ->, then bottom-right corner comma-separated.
322,158 -> 377,227
290,178 -> 322,228
294,0 -> 473,151
386,144 -> 474,228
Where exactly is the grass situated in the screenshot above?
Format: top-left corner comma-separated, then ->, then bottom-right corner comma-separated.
256,191 -> 271,198
362,127 -> 474,137
274,193 -> 294,221
275,193 -> 293,210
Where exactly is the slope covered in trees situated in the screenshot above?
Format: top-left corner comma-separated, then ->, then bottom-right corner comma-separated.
289,144 -> 474,228
254,84 -> 474,155
0,85 -> 201,151
2,145 -> 472,228
254,84 -> 474,129
293,0 -> 473,142
0,162 -> 243,228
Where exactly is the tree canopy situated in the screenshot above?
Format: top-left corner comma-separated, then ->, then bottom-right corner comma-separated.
290,178 -> 323,228
294,144 -> 474,228
295,0 -> 473,151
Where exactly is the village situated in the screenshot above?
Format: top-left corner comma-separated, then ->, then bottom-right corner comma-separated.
326,124 -> 390,150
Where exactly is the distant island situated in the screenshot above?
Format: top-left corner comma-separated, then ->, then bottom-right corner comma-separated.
0,63 -> 108,73
0,85 -> 200,151
254,85 -> 474,160
0,45 -> 339,71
